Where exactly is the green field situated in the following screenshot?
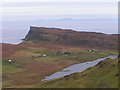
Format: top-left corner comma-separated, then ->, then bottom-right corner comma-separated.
2,47 -> 118,88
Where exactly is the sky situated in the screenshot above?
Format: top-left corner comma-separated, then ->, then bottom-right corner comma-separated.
0,0 -> 119,44
0,0 -> 118,21
1,0 -> 119,3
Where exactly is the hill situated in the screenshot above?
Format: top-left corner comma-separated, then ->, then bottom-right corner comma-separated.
22,26 -> 118,50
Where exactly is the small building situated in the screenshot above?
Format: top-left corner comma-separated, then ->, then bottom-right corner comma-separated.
88,49 -> 94,52
55,51 -> 71,55
8,59 -> 13,64
42,54 -> 47,57
62,52 -> 71,54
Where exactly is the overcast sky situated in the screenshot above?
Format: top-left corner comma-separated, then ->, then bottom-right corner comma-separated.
0,0 -> 119,21
0,0 -> 119,43
1,0 -> 119,3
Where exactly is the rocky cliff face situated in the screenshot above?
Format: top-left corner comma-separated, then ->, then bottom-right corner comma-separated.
22,26 -> 118,49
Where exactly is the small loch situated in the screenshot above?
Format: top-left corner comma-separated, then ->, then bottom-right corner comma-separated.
42,55 -> 118,81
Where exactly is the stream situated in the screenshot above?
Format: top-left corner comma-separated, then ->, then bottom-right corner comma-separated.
41,55 -> 118,81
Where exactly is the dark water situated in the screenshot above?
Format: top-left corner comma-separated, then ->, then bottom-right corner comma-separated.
41,55 -> 117,81
2,19 -> 117,44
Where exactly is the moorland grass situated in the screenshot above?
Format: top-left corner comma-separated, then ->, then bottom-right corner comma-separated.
33,58 -> 118,88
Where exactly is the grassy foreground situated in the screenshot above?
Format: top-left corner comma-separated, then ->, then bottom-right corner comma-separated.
2,44 -> 118,88
33,58 -> 119,88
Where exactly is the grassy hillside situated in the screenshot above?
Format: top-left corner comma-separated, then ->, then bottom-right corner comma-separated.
21,26 -> 118,50
2,43 -> 118,88
33,58 -> 119,88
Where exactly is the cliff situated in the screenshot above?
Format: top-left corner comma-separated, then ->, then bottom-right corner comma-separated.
22,26 -> 118,49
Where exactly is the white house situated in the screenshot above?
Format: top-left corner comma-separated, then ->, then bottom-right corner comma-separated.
8,59 -> 12,63
43,54 -> 47,57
